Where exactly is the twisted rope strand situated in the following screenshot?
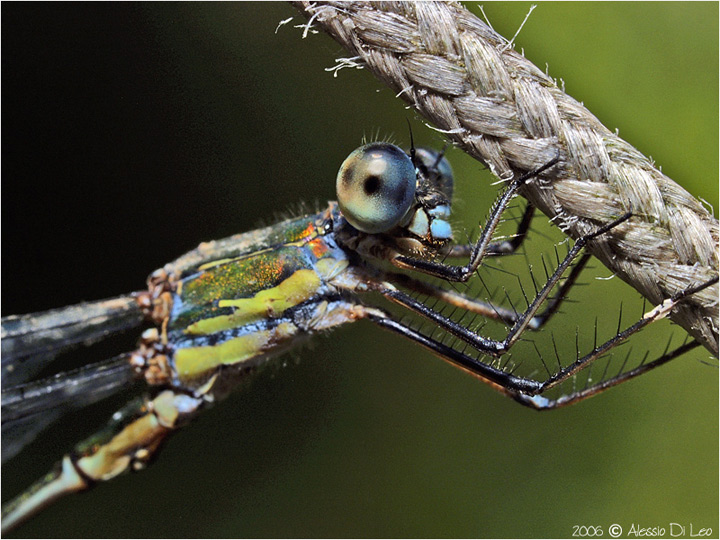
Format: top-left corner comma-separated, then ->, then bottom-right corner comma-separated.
292,1 -> 719,355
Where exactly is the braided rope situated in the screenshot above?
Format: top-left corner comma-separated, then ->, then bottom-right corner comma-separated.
292,0 -> 719,355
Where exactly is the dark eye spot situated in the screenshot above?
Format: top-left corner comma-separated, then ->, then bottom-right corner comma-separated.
341,165 -> 354,186
364,175 -> 380,195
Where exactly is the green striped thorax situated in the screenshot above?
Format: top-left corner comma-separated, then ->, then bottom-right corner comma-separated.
335,142 -> 454,254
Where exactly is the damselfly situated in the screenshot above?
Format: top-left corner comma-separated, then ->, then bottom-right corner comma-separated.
4,3 -> 716,536
3,134 -> 715,531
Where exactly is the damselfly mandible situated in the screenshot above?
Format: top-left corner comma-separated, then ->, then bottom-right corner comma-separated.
4,3 -> 716,536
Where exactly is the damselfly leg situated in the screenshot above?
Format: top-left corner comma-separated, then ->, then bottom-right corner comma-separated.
392,157 -> 559,281
366,266 -> 717,409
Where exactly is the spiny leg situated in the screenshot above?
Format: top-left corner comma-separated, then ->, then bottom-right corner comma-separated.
524,276 -> 719,398
366,276 -> 717,406
386,251 -> 592,330
439,201 -> 594,331
446,200 -> 536,259
380,214 -> 631,357
384,201 -> 571,330
366,309 -> 542,396
514,339 -> 702,409
383,270 -> 519,324
392,157 -> 559,282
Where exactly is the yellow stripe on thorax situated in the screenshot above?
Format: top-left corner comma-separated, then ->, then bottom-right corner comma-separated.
184,269 -> 321,336
175,322 -> 297,378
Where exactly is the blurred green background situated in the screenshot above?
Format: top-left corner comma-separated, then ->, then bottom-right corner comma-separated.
2,3 -> 717,537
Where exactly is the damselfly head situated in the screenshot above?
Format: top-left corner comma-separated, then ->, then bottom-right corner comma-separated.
335,142 -> 454,247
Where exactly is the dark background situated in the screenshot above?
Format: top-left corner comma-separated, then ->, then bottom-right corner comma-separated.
2,3 -> 717,537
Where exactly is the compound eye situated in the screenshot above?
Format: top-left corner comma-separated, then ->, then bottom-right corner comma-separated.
336,143 -> 416,234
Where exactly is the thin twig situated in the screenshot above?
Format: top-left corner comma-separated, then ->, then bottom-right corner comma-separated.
291,0 -> 719,355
